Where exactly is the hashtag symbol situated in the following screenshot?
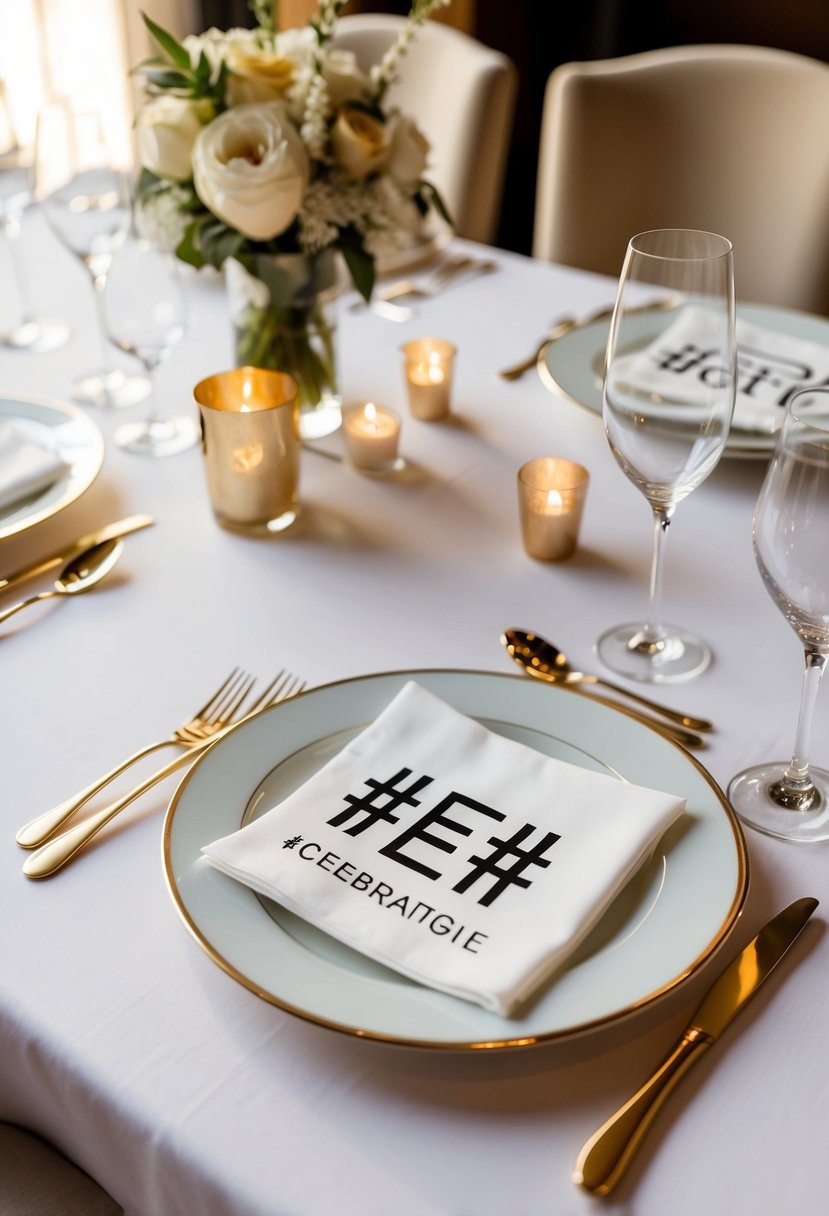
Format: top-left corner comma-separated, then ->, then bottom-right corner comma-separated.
327,768 -> 434,837
453,823 -> 561,906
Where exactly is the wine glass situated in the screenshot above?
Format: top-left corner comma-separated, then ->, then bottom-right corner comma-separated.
102,236 -> 198,457
34,100 -> 149,408
0,82 -> 69,352
728,388 -> 829,841
597,228 -> 736,683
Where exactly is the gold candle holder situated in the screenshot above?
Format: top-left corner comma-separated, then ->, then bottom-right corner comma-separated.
401,337 -> 456,420
517,457 -> 589,561
193,366 -> 300,535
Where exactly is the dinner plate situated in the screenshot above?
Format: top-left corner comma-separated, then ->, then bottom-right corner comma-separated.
0,394 -> 104,541
539,302 -> 829,459
164,671 -> 748,1050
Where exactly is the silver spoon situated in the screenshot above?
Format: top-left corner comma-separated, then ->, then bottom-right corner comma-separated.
502,629 -> 713,733
0,537 -> 124,627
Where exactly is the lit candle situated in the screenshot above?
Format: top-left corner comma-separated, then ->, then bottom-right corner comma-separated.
342,402 -> 402,472
401,337 -> 456,420
517,457 -> 589,561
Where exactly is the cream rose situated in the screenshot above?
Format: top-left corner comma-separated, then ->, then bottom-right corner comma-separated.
225,32 -> 296,106
331,105 -> 386,180
191,102 -> 309,241
135,96 -> 211,182
386,115 -> 430,190
323,50 -> 369,107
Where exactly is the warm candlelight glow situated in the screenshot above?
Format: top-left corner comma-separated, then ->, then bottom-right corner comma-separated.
518,457 -> 589,561
401,338 -> 456,420
343,401 -> 401,471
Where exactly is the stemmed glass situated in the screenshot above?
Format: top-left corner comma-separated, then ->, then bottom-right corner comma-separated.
0,82 -> 69,352
34,100 -> 149,408
728,388 -> 829,841
101,236 -> 198,457
597,229 -> 736,683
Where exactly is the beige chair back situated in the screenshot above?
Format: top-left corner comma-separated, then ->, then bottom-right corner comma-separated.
533,45 -> 829,314
334,14 -> 517,245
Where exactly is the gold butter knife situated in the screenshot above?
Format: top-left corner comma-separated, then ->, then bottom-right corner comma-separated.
573,896 -> 818,1197
0,514 -> 155,596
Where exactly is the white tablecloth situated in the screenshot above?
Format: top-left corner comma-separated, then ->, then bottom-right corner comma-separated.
1,214 -> 827,1216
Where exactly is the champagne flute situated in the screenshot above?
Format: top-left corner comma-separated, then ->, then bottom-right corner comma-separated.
597,229 -> 736,683
35,100 -> 149,408
0,82 -> 69,352
102,236 -> 198,457
728,388 -> 829,841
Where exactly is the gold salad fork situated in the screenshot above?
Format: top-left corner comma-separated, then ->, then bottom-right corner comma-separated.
23,671 -> 305,879
18,668 -> 255,850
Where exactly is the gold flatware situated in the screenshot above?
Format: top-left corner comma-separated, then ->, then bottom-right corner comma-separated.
0,513 -> 154,596
574,896 -> 818,1197
23,672 -> 306,879
0,538 -> 123,628
502,630 -> 714,734
498,316 -> 577,381
16,668 -> 256,849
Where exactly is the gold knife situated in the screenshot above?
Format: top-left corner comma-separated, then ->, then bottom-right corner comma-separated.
573,896 -> 819,1197
0,514 -> 155,595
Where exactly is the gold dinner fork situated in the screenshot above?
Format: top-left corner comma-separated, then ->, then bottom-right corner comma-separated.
23,671 -> 306,879
16,667 -> 256,849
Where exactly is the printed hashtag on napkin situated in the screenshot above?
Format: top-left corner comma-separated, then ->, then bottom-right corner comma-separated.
614,306 -> 829,434
0,422 -> 68,512
202,682 -> 685,1016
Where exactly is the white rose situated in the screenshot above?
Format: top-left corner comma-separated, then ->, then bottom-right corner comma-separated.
386,114 -> 430,190
224,33 -> 296,106
323,49 -> 369,106
191,101 -> 309,241
135,96 -> 211,182
331,104 -> 387,180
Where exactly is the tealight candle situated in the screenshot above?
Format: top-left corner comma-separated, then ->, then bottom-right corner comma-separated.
401,337 -> 456,420
342,401 -> 402,472
517,457 -> 589,561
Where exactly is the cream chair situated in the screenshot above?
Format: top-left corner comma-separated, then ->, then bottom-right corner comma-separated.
533,45 -> 829,314
333,14 -> 517,245
0,1123 -> 122,1215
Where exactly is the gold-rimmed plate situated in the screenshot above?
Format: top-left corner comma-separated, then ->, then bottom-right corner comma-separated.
163,670 -> 748,1050
0,393 -> 104,541
539,301 -> 829,460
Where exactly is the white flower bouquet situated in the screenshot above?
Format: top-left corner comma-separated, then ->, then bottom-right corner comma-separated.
134,1 -> 452,421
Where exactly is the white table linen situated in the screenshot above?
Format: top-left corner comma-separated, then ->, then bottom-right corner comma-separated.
1,212 -> 827,1216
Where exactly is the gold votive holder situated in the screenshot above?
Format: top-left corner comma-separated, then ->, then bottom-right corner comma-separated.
401,337 -> 456,420
193,366 -> 300,535
517,457 -> 589,561
342,401 -> 403,473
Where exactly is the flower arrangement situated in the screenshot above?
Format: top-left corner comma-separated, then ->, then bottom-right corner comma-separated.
133,0 -> 452,303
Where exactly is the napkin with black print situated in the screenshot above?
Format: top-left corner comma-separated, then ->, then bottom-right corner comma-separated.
202,681 -> 685,1016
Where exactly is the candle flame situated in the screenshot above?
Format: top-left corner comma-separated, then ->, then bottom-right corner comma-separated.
546,489 -> 564,511
364,402 -> 378,423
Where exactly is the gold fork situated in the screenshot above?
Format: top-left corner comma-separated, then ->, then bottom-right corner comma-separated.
16,668 -> 255,850
23,671 -> 306,880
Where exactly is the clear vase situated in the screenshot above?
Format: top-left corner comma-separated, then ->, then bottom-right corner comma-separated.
225,250 -> 342,440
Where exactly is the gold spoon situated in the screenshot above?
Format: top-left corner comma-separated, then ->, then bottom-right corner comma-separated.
502,629 -> 713,734
0,537 -> 123,627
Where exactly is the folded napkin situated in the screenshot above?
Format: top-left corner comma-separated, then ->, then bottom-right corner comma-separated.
612,306 -> 829,434
202,682 -> 685,1016
0,422 -> 68,512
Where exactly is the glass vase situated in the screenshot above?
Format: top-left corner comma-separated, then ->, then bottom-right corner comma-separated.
226,250 -> 342,440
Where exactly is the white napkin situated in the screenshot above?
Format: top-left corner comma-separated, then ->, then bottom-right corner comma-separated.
0,422 -> 68,511
202,682 -> 685,1016
612,306 -> 829,434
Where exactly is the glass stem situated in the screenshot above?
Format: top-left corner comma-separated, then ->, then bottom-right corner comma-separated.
4,216 -> 34,324
775,649 -> 828,806
143,361 -> 159,430
639,505 -> 674,646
